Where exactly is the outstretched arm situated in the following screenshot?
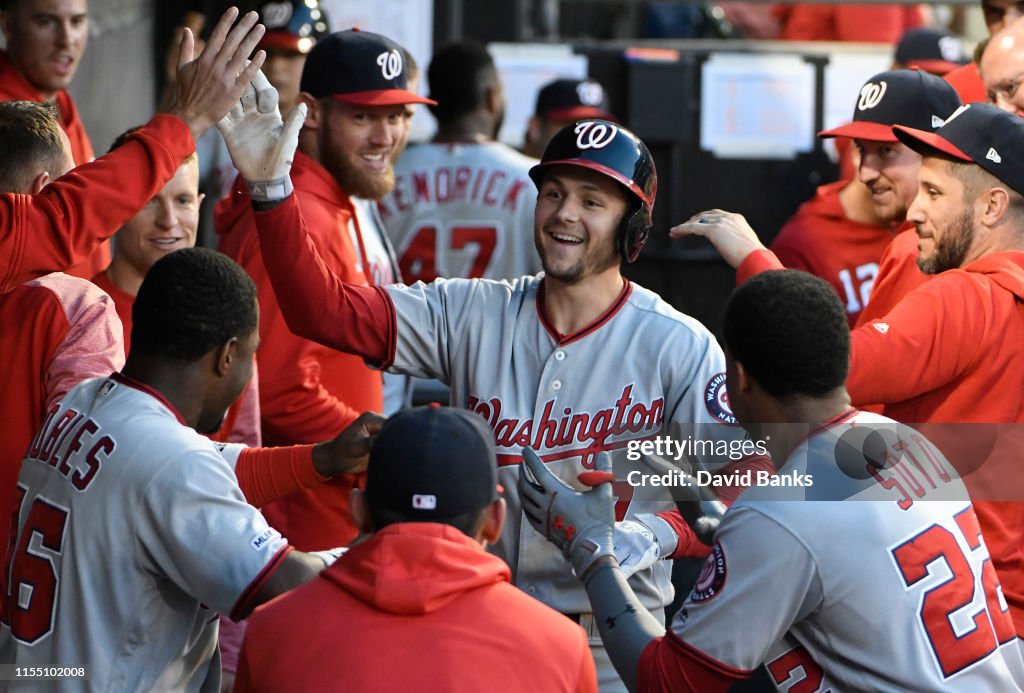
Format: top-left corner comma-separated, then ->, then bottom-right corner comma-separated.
0,8 -> 267,294
219,72 -> 393,363
671,210 -> 783,283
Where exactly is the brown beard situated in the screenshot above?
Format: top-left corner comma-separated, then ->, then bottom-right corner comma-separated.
917,209 -> 974,275
321,138 -> 397,201
536,227 -> 620,285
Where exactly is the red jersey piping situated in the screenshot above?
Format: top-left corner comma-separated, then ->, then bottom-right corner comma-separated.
110,372 -> 188,426
536,277 -> 633,346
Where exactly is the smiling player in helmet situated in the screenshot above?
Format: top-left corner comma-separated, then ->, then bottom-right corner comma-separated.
219,91 -> 772,689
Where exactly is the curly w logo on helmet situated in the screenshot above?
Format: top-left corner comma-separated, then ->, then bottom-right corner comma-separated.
574,121 -> 617,150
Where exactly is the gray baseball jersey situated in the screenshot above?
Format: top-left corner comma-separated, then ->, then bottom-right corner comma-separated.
0,375 -> 290,692
383,275 -> 748,615
378,141 -> 542,282
665,410 -> 1024,691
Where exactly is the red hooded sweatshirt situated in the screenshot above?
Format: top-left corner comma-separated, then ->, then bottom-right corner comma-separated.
236,523 -> 597,692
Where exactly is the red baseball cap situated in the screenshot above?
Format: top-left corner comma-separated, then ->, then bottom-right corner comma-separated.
819,69 -> 961,142
299,29 -> 436,106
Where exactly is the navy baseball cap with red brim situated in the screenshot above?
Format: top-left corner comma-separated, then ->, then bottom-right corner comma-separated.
893,102 -> 1024,196
819,69 -> 960,142
300,29 -> 436,106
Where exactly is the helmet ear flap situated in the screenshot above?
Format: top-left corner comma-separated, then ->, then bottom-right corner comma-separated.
620,205 -> 652,263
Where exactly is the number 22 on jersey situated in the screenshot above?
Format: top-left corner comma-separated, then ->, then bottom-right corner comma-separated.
890,506 -> 1015,678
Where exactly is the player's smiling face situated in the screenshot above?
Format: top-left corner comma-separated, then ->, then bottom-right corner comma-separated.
115,159 -> 202,277
1,0 -> 88,99
855,139 -> 921,224
908,157 -> 977,274
318,99 -> 405,201
534,166 -> 628,285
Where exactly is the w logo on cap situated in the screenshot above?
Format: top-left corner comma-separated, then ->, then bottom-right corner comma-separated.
858,81 -> 888,111
377,49 -> 402,80
987,148 -> 1002,164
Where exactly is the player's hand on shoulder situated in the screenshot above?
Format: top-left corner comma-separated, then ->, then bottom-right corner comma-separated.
518,448 -> 617,580
670,209 -> 766,269
312,412 -> 386,478
217,68 -> 306,199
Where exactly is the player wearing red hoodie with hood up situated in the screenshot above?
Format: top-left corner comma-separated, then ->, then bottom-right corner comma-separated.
235,407 -> 597,693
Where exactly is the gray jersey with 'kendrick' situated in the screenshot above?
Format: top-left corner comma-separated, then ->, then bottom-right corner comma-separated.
378,141 -> 542,282
0,375 -> 289,692
383,275 -> 749,614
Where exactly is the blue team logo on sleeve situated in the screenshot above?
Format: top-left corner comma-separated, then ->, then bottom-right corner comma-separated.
704,373 -> 737,425
691,543 -> 728,602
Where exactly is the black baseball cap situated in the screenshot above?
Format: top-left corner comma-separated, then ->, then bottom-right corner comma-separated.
819,69 -> 961,142
894,102 -> 1024,196
895,27 -> 969,76
535,78 -> 616,123
366,406 -> 498,520
257,0 -> 329,55
300,29 -> 436,106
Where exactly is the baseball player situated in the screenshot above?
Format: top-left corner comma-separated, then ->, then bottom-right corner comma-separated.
677,102 -> 1024,638
378,41 -> 542,282
0,7 -> 266,295
771,69 -> 961,327
0,248 -> 379,691
236,406 -> 598,692
519,270 -> 1024,691
221,75 -> 771,690
522,77 -> 616,160
0,0 -> 104,278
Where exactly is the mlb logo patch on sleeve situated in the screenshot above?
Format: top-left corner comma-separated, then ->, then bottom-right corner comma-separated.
249,528 -> 281,551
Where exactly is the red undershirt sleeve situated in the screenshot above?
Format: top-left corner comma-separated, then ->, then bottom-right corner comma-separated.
735,249 -> 784,285
657,454 -> 774,559
234,445 -> 328,508
253,195 -> 394,367
637,632 -> 753,692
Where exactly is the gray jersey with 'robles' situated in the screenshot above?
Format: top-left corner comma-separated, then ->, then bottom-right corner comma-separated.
0,375 -> 289,692
384,275 -> 749,614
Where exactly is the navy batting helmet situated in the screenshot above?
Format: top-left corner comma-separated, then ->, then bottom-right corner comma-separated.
529,120 -> 657,263
257,0 -> 330,55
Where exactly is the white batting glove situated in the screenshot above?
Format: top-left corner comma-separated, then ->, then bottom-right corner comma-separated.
518,448 -> 616,581
216,68 -> 305,202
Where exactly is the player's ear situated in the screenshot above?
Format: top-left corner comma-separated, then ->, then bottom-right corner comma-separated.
297,92 -> 321,130
29,171 -> 51,195
478,498 -> 506,547
350,488 -> 374,534
734,360 -> 751,393
213,337 -> 239,377
981,186 -> 1011,226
